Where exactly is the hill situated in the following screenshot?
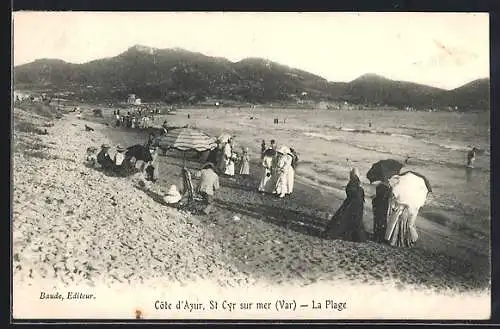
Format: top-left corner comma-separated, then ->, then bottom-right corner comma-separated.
13,45 -> 489,110
436,78 -> 490,110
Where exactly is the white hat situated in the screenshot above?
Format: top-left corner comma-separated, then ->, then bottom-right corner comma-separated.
277,146 -> 290,154
163,185 -> 181,204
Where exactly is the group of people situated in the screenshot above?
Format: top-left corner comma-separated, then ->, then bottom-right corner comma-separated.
86,139 -> 159,182
206,137 -> 251,180
258,139 -> 298,198
113,108 -> 160,129
322,167 -> 421,247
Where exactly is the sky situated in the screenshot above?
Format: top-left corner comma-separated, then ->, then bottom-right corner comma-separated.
12,12 -> 489,90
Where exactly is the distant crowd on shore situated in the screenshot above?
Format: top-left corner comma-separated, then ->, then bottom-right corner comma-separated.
113,108 -> 161,129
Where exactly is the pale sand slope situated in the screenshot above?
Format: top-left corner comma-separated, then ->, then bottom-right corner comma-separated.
12,109 -> 253,290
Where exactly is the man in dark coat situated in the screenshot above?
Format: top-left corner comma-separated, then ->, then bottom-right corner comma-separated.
372,180 -> 392,243
323,168 -> 367,242
96,144 -> 114,171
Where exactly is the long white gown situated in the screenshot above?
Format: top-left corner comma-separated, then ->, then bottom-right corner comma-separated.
223,143 -> 235,176
385,172 -> 429,247
258,155 -> 274,192
274,154 -> 293,196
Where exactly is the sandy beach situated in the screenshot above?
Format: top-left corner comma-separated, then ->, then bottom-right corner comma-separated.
12,105 -> 491,319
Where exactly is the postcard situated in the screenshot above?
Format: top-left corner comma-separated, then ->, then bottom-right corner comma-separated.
12,11 -> 491,320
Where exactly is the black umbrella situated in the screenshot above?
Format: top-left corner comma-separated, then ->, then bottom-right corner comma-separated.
125,144 -> 153,162
366,159 -> 404,183
263,148 -> 276,157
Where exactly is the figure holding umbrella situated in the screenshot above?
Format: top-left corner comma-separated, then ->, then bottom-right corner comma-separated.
258,147 -> 276,193
367,159 -> 404,243
385,171 -> 432,247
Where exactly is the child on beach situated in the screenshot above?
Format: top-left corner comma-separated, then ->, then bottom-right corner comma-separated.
85,146 -> 98,167
145,146 -> 159,183
466,147 -> 477,168
195,163 -> 220,215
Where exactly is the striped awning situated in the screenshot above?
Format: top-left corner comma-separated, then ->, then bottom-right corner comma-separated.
157,128 -> 217,152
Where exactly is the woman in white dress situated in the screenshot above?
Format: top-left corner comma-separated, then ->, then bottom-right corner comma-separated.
239,147 -> 250,175
258,148 -> 275,193
223,139 -> 235,176
274,146 -> 293,198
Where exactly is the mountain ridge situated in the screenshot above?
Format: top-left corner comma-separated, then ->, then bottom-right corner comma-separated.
14,46 -> 489,110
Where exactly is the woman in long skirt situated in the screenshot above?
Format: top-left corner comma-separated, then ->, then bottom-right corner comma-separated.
223,139 -> 235,177
372,181 -> 392,243
216,142 -> 226,173
239,147 -> 250,175
258,150 -> 274,193
384,171 -> 430,247
274,146 -> 293,198
385,199 -> 419,247
323,168 -> 367,242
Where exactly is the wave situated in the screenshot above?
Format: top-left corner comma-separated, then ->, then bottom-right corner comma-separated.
303,131 -> 490,173
304,132 -> 340,141
306,127 -> 489,155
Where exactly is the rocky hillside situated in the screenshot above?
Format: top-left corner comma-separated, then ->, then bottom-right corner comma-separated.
14,45 -> 489,110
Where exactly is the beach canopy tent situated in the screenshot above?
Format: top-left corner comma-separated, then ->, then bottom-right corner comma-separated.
156,127 -> 217,169
366,159 -> 404,183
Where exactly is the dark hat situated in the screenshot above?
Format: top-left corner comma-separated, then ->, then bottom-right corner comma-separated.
116,145 -> 126,152
201,162 -> 215,170
101,144 -> 111,149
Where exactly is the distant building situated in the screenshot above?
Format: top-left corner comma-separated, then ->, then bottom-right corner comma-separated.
134,98 -> 142,105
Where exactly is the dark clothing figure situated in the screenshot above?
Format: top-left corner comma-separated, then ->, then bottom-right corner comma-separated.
290,148 -> 299,169
116,156 -> 137,177
261,140 -> 266,159
207,148 -> 219,167
324,176 -> 367,242
372,181 -> 392,243
145,134 -> 156,149
145,164 -> 158,182
467,147 -> 477,167
96,150 -> 114,171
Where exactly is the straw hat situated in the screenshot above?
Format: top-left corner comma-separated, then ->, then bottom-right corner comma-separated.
163,185 -> 181,204
101,144 -> 111,149
116,145 -> 126,152
277,146 -> 290,155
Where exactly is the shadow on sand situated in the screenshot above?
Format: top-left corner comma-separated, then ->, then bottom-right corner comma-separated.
214,198 -> 327,238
